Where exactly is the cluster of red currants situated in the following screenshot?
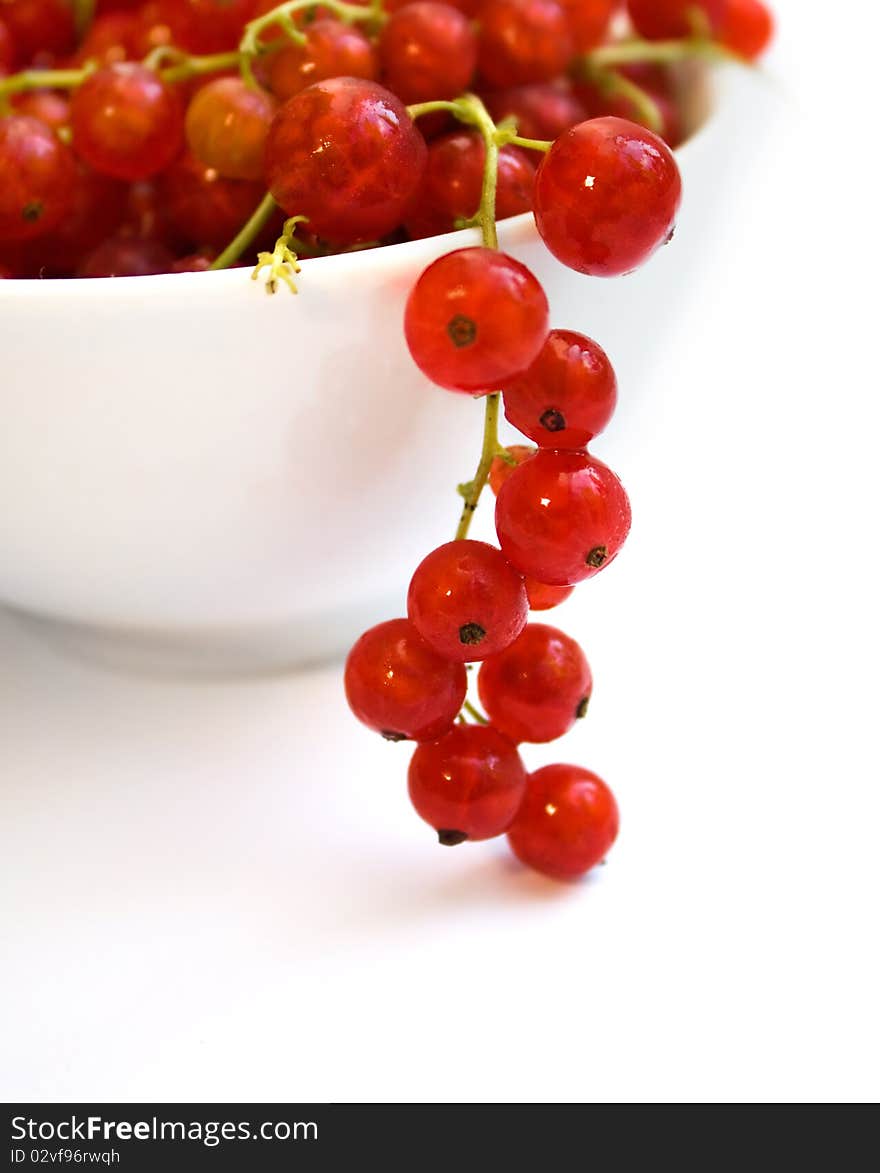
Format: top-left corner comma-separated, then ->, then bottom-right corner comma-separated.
0,0 -> 773,279
345,94 -> 687,879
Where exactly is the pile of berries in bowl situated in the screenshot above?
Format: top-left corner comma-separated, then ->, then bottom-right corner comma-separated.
0,0 -> 774,882
0,0 -> 771,278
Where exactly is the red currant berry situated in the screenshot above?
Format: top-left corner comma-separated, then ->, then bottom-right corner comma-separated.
265,78 -> 427,244
503,329 -> 617,449
76,236 -> 176,277
407,540 -> 528,663
171,248 -> 217,272
404,247 -> 549,392
10,90 -> 70,131
488,444 -> 535,497
533,116 -> 682,277
157,0 -> 256,54
477,0 -> 574,89
524,578 -> 574,611
484,83 -> 587,145
718,0 -> 774,60
560,0 -> 617,53
0,18 -> 16,73
508,764 -> 618,879
0,0 -> 75,62
266,19 -> 378,102
405,131 -> 534,239
379,2 -> 477,104
185,77 -> 276,181
408,724 -> 527,842
23,159 -> 128,273
71,11 -> 142,67
478,623 -> 592,744
345,618 -> 468,743
70,63 -> 184,182
626,0 -> 725,40
0,115 -> 75,243
495,449 -> 631,586
158,151 -> 265,249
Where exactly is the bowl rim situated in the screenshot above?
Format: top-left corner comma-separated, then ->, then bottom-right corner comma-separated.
0,68 -> 725,295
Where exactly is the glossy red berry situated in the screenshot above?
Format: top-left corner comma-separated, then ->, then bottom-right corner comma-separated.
185,77 -> 276,181
484,83 -> 587,145
488,444 -> 535,496
157,0 -> 256,53
265,78 -> 427,244
266,19 -> 378,102
70,63 -> 184,182
158,151 -> 265,249
404,247 -> 549,392
477,0 -> 574,88
718,0 -> 774,60
560,0 -> 617,52
379,2 -> 477,103
507,764 -> 619,879
503,329 -> 617,449
524,578 -> 574,611
478,623 -> 592,744
408,540 -> 528,663
495,449 -> 631,586
405,131 -> 534,239
627,0 -> 726,39
533,116 -> 682,277
344,618 -> 468,742
0,0 -> 76,61
76,236 -> 175,277
0,115 -> 75,243
408,724 -> 527,842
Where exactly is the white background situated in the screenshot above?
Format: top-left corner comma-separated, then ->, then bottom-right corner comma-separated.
2,0 -> 878,1103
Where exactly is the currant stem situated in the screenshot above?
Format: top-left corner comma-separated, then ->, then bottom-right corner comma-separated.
407,93 -> 503,250
455,392 -> 503,542
73,0 -> 96,38
578,61 -> 664,134
462,700 -> 489,725
239,0 -> 387,85
501,134 -> 552,153
0,66 -> 93,105
586,36 -> 737,69
160,51 -> 243,84
210,191 -> 278,271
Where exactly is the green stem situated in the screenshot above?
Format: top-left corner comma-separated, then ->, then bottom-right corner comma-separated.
161,50 -> 243,84
578,61 -> 664,134
0,66 -> 92,104
586,36 -> 735,69
408,93 -> 501,250
210,191 -> 278,270
73,0 -> 96,38
502,134 -> 552,153
239,0 -> 386,83
455,393 -> 503,542
405,99 -> 461,120
462,700 -> 489,725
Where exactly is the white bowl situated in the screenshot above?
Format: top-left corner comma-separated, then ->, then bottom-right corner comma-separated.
0,66 -> 751,675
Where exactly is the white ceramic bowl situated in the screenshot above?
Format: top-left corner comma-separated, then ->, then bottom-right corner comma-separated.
0,66 -> 753,675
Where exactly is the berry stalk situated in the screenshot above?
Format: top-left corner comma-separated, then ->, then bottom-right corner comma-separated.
586,35 -> 738,69
209,191 -> 279,272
